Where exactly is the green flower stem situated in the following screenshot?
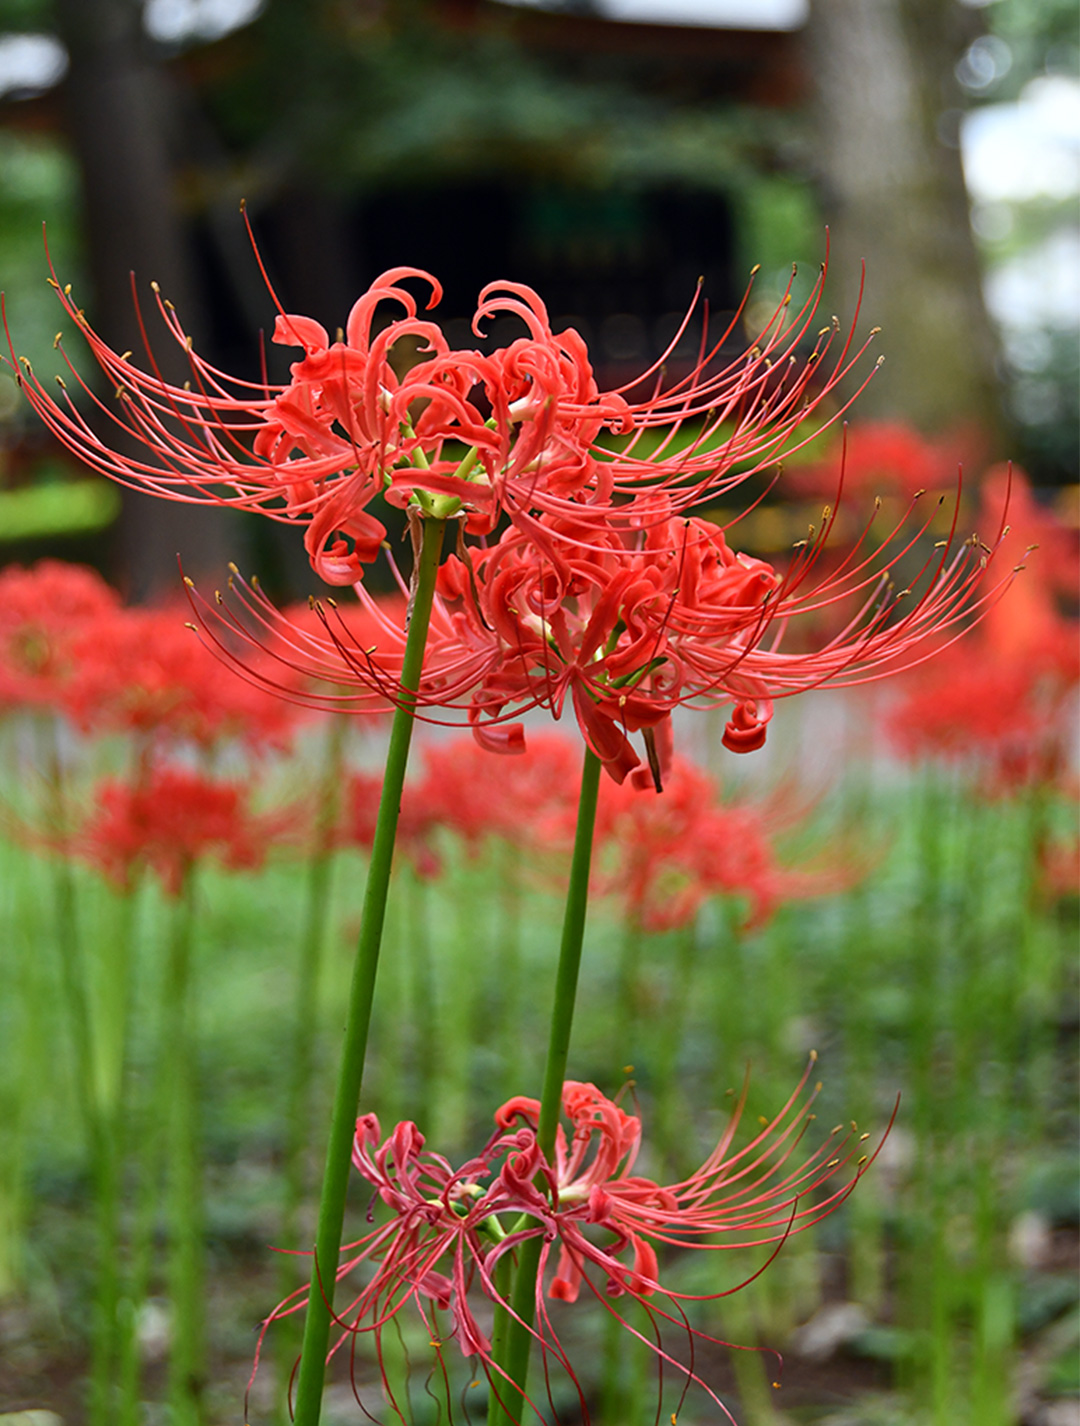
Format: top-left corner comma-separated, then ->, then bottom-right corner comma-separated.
278,714 -> 347,1401
164,869 -> 205,1426
487,745 -> 603,1426
293,516 -> 448,1426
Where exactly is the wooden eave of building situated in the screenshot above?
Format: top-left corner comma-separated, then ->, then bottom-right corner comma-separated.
438,0 -> 807,105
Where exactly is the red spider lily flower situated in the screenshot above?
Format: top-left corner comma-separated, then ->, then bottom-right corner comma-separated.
592,754 -> 845,932
885,469 -> 1078,794
62,603 -> 306,754
258,1063 -> 883,1423
76,764 -> 290,896
188,474 -> 1011,786
0,559 -> 121,713
333,767 -> 443,879
415,733 -> 580,854
6,237 -> 875,586
785,419 -> 972,502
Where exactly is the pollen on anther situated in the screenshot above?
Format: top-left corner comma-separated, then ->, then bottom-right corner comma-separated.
228,562 -> 240,575
52,332 -> 62,348
810,1049 -> 818,1062
183,576 -> 195,588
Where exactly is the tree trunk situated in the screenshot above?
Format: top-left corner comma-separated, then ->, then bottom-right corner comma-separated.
53,0 -> 234,601
804,0 -> 1005,447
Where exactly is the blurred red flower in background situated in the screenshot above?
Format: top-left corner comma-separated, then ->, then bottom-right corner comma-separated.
592,754 -> 845,932
886,469 -> 1078,795
77,764 -> 288,896
0,560 -> 121,712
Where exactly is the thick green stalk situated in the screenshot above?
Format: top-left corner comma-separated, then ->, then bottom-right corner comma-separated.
292,516 -> 447,1426
487,746 -> 602,1426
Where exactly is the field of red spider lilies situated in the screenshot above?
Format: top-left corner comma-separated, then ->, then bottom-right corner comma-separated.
0,256 -> 1076,1426
0,523 -> 1075,1426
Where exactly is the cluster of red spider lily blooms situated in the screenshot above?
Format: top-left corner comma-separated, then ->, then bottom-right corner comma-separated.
3,231 -> 1027,1423
0,559 -> 305,895
259,1064 -> 885,1425
886,467 -> 1079,798
334,733 -> 844,932
9,246 -> 1012,789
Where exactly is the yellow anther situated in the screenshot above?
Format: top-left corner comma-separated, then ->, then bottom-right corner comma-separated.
809,1049 -> 818,1062
151,281 -> 160,293
120,351 -> 132,361
183,576 -> 195,587
229,562 -> 240,575
53,332 -> 62,348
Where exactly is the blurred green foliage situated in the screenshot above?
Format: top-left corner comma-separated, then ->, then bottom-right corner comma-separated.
0,128 -> 85,411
